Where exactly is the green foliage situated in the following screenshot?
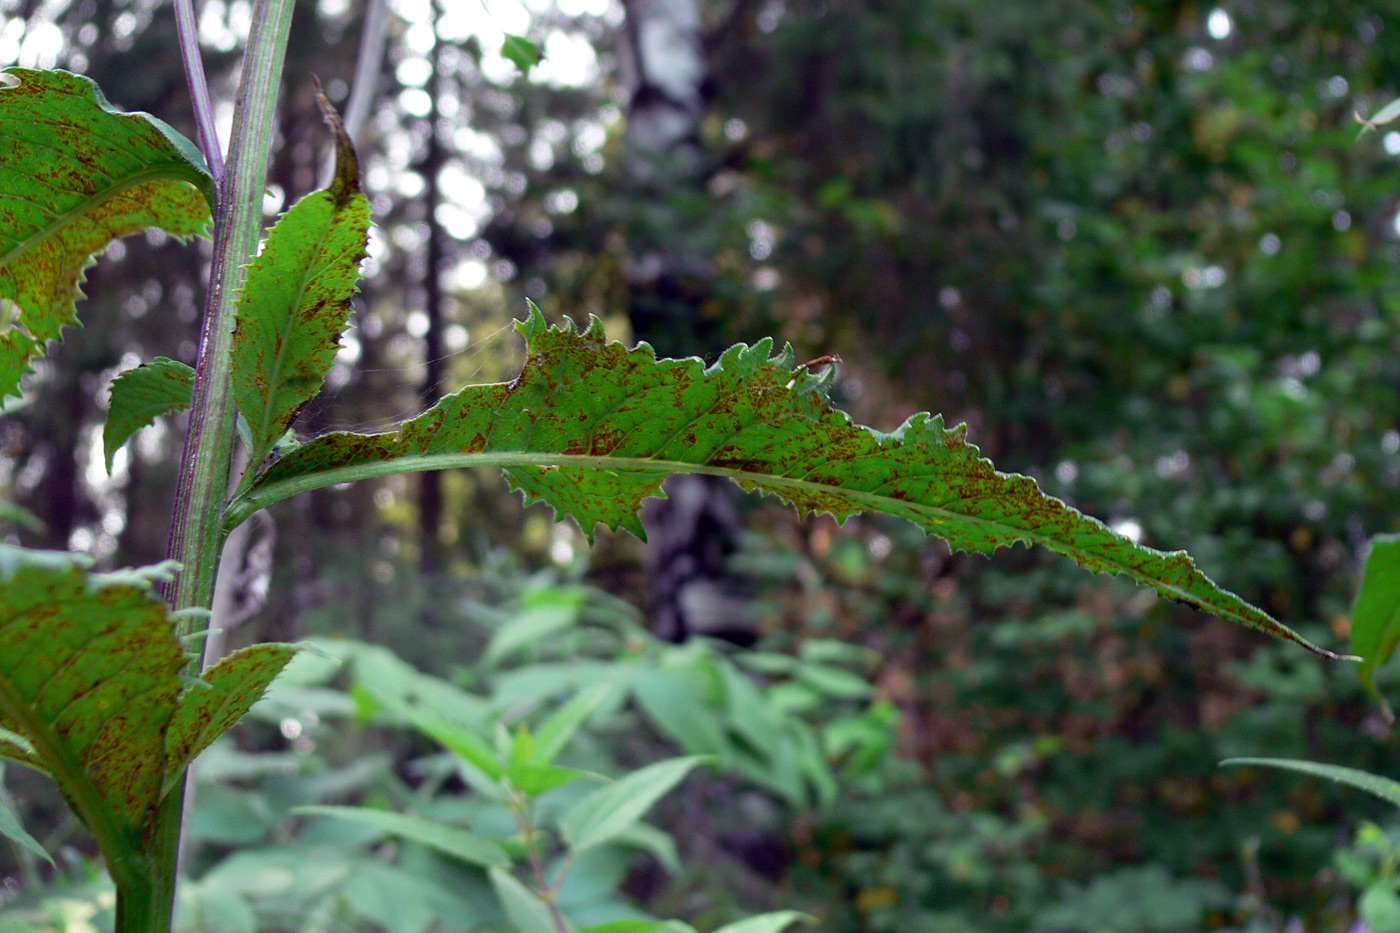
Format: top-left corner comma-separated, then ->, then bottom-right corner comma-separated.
0,545 -> 294,893
1223,758 -> 1400,809
1351,534 -> 1400,714
233,305 -> 1337,659
103,358 -> 194,472
0,68 -> 213,400
230,87 -> 369,469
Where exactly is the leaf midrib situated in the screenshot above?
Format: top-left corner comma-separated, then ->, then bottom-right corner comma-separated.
226,448 -> 1337,656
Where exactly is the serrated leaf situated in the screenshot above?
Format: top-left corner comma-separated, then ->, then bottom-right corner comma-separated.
293,805 -> 510,868
489,867 -> 558,933
104,357 -> 194,471
1222,758 -> 1400,809
234,305 -> 1345,659
1351,534 -> 1400,721
163,643 -> 298,793
230,88 -> 369,465
0,545 -> 188,877
0,68 -> 214,400
501,34 -> 542,76
560,755 -> 706,853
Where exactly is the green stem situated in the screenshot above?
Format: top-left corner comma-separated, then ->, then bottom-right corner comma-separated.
142,0 -> 297,930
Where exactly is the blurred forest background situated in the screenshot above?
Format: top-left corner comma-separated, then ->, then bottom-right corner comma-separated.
5,0 -> 1400,930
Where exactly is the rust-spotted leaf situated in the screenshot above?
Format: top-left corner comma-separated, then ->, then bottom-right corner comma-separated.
230,85 -> 369,466
0,68 -> 214,400
104,356 -> 194,472
231,306 -> 1347,660
163,643 -> 297,793
0,546 -> 188,875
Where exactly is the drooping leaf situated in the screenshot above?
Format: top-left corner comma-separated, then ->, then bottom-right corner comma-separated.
104,357 -> 194,471
1351,534 -> 1400,720
230,86 -> 369,466
1222,758 -> 1400,810
501,34 -> 542,76
293,805 -> 510,869
163,643 -> 298,793
489,867 -> 558,933
0,68 -> 214,400
0,768 -> 51,864
0,546 -> 188,875
233,306 -> 1346,659
560,755 -> 707,853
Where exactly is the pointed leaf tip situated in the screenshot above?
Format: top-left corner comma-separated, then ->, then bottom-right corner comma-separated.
231,97 -> 370,465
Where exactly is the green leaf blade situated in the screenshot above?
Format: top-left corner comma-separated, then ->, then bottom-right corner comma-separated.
0,68 -> 214,399
0,546 -> 187,879
1350,534 -> 1400,717
163,643 -> 298,793
489,866 -> 558,933
1222,758 -> 1400,810
230,90 -> 369,464
294,805 -> 510,869
104,357 -> 194,471
560,755 -> 706,853
236,308 -> 1343,659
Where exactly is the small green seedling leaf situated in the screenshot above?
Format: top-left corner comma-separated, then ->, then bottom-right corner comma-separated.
0,68 -> 214,400
294,805 -> 510,868
233,306 -> 1348,661
489,866 -> 558,933
1357,96 -> 1400,134
0,773 -> 51,864
1351,534 -> 1400,721
560,755 -> 707,853
1222,758 -> 1400,809
0,546 -> 188,887
231,81 -> 369,467
104,357 -> 194,472
506,761 -> 584,797
712,912 -> 814,933
501,34 -> 542,77
163,643 -> 298,795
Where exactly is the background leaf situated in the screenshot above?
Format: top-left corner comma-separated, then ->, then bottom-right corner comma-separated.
230,88 -> 369,465
293,805 -> 510,868
560,755 -> 706,853
1350,534 -> 1400,718
501,34 -> 542,76
0,68 -> 213,399
489,866 -> 559,933
1222,758 -> 1400,810
103,357 -> 194,471
237,307 -> 1343,659
0,770 -> 50,865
